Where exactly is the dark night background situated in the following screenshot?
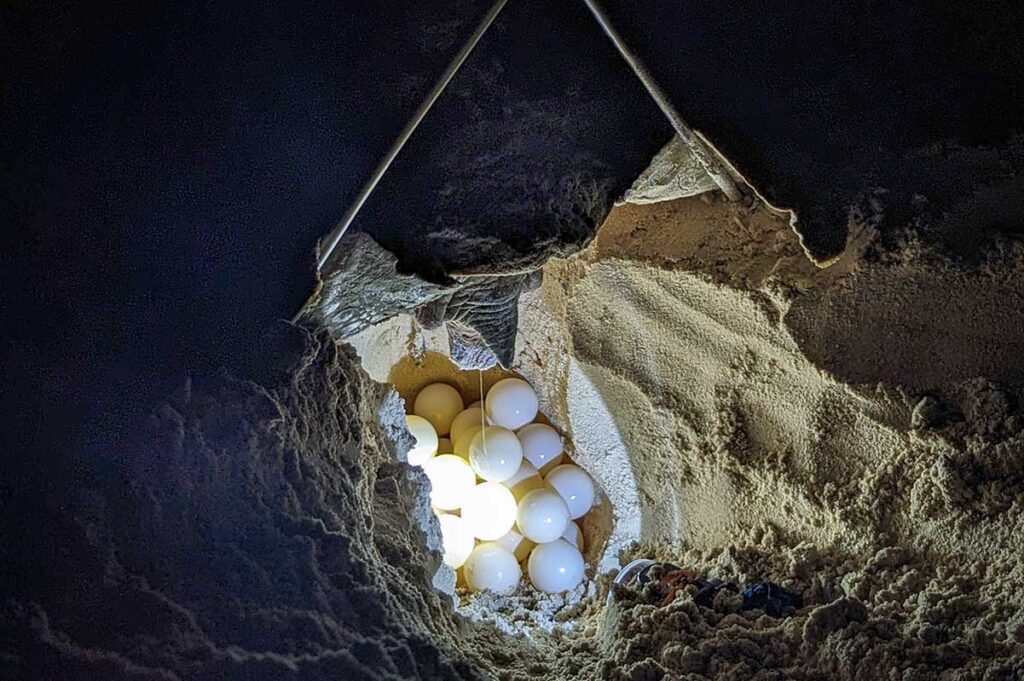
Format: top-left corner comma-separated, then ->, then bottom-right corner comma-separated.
2,0 -> 1023,676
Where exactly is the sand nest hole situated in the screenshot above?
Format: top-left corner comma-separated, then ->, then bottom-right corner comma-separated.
340,195 -> 823,632
358,347 -> 623,630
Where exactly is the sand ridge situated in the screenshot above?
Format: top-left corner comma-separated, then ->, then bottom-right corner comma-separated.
506,192 -> 1024,679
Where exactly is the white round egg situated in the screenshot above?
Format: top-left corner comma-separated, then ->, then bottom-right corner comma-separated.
485,378 -> 538,430
437,514 -> 475,569
449,407 -> 484,446
422,454 -> 475,511
413,383 -> 464,436
462,481 -> 518,540
405,415 -> 438,467
516,488 -> 570,543
463,542 -> 521,594
544,464 -> 596,519
528,538 -> 584,593
468,426 -> 523,482
516,423 -> 564,473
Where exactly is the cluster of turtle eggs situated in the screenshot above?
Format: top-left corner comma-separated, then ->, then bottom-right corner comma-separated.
405,378 -> 595,595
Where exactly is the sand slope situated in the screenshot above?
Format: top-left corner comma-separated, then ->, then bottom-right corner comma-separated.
511,194 -> 1024,679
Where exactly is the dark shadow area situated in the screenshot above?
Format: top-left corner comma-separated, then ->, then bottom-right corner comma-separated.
0,0 -> 666,483
784,255 -> 1024,392
600,0 -> 1024,259
3,0 -> 1024,677
0,330 -> 496,679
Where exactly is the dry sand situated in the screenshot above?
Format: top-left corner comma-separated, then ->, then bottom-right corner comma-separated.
531,194 -> 1023,679
349,180 -> 1024,679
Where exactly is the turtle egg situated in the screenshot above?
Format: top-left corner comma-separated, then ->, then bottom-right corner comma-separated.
437,513 -> 475,569
516,488 -> 570,543
463,542 -> 521,594
528,538 -> 584,593
544,464 -> 596,519
468,426 -> 523,482
413,383 -> 464,436
485,378 -> 538,430
422,454 -> 475,511
405,415 -> 438,467
462,481 -> 517,540
516,423 -> 564,473
449,407 -> 484,446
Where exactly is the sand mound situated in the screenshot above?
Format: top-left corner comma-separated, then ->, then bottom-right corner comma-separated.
514,194 -> 1024,679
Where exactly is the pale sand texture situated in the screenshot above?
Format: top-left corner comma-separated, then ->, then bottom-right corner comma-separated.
541,195 -> 1022,679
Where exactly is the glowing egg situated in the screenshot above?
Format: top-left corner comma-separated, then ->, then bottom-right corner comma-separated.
502,460 -> 546,501
561,521 -> 584,551
516,488 -> 570,543
544,464 -> 596,519
516,423 -> 564,472
405,415 -> 438,467
449,407 -> 484,446
464,542 -> 521,594
437,438 -> 453,454
528,538 -> 584,593
496,528 -> 536,562
485,378 -> 538,430
413,383 -> 464,436
453,424 -> 483,460
437,513 -> 475,569
422,454 -> 475,511
468,426 -> 523,482
462,481 -> 517,540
